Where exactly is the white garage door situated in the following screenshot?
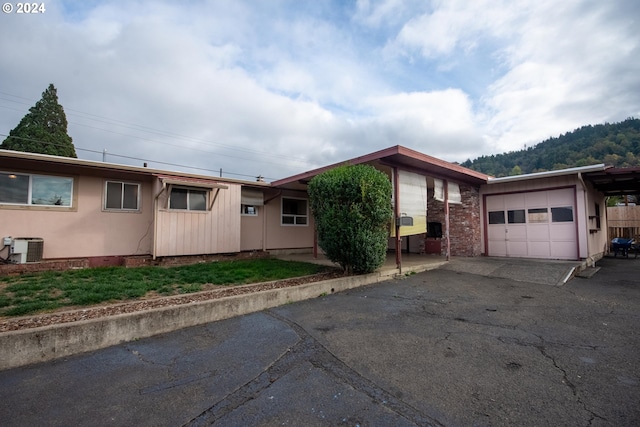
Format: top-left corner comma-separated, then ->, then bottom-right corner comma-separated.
485,188 -> 577,260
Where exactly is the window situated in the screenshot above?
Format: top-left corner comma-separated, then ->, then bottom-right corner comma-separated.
0,172 -> 73,207
169,187 -> 207,211
527,208 -> 548,223
282,197 -> 308,225
508,209 -> 526,224
105,181 -> 140,211
488,211 -> 505,224
241,204 -> 258,216
551,207 -> 573,222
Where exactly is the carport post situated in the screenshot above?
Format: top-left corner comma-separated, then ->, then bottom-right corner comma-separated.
444,179 -> 451,261
394,167 -> 402,273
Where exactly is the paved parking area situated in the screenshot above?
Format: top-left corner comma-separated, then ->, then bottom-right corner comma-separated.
0,256 -> 638,426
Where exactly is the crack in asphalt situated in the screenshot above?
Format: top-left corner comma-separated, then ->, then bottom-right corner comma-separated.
405,305 -> 609,426
183,310 -> 445,427
532,335 -> 608,426
498,334 -> 608,426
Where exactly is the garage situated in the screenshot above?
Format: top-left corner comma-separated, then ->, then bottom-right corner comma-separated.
485,187 -> 578,260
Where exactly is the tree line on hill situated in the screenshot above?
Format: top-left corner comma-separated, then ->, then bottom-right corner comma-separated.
461,118 -> 640,177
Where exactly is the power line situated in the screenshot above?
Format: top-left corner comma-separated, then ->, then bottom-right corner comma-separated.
0,134 -> 277,180
0,90 -> 311,165
1,100 -> 293,175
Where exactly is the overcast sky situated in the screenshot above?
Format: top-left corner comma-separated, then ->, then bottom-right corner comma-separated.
1,0 -> 638,181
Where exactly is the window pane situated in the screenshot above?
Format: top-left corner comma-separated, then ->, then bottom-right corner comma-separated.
189,190 -> 206,211
0,173 -> 29,204
488,211 -> 505,224
242,205 -> 257,215
296,216 -> 308,225
282,215 -> 294,224
31,175 -> 72,206
508,209 -> 526,224
528,208 -> 548,223
123,184 -> 139,209
170,188 -> 188,209
283,198 -> 306,215
106,182 -> 123,209
282,199 -> 296,214
551,207 -> 573,222
296,199 -> 307,215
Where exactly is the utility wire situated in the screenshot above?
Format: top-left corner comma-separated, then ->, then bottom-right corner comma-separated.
0,91 -> 311,164
0,134 -> 277,180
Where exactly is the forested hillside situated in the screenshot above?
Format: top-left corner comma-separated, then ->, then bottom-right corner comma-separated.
462,118 -> 640,177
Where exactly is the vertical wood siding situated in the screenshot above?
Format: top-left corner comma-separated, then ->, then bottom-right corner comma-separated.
155,184 -> 241,256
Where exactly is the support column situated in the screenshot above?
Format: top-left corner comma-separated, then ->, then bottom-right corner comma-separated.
394,167 -> 402,273
444,180 -> 451,261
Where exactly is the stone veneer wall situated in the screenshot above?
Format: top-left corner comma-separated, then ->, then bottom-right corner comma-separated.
426,184 -> 482,257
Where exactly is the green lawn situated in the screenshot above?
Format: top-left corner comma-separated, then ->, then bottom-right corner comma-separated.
0,258 -> 332,317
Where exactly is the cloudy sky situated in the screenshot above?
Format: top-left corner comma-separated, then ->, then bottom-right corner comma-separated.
1,0 -> 638,181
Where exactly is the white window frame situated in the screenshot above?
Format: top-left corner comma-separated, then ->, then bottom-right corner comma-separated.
281,197 -> 308,226
0,171 -> 74,208
104,181 -> 141,211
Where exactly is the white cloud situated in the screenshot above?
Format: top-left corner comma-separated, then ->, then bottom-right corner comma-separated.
0,0 -> 638,180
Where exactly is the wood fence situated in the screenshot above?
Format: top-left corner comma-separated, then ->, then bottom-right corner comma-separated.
607,205 -> 640,239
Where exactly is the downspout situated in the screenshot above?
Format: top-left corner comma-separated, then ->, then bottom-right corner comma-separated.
152,181 -> 167,260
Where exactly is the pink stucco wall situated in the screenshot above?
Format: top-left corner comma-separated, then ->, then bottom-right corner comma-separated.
0,175 -> 154,259
241,211 -> 263,251
263,190 -> 315,252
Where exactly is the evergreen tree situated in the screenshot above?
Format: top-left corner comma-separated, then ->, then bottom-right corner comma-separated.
1,84 -> 77,158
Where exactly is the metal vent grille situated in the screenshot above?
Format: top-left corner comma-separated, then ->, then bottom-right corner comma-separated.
26,239 -> 44,262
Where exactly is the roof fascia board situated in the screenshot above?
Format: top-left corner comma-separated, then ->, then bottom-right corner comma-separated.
487,164 -> 606,184
272,145 -> 489,187
271,146 -> 401,187
394,146 -> 489,182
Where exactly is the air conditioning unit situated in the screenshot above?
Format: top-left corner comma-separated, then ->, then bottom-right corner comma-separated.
9,237 -> 44,264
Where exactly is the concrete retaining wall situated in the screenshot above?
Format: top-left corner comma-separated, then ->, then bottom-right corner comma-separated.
0,271 -> 393,371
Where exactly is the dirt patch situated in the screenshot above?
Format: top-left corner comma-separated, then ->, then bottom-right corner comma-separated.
0,271 -> 344,333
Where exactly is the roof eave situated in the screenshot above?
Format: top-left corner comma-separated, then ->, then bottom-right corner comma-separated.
487,164 -> 607,184
272,145 -> 489,188
0,149 -> 268,186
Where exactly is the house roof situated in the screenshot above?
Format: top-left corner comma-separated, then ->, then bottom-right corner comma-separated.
271,145 -> 490,189
582,166 -> 640,196
487,164 -> 607,184
487,163 -> 640,196
0,149 -> 270,188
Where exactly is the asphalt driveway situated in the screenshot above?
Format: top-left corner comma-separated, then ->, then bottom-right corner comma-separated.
0,256 -> 638,426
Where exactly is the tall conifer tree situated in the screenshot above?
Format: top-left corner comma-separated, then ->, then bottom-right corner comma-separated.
1,84 -> 77,157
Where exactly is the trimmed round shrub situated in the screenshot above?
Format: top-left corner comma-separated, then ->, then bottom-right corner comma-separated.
308,164 -> 393,274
